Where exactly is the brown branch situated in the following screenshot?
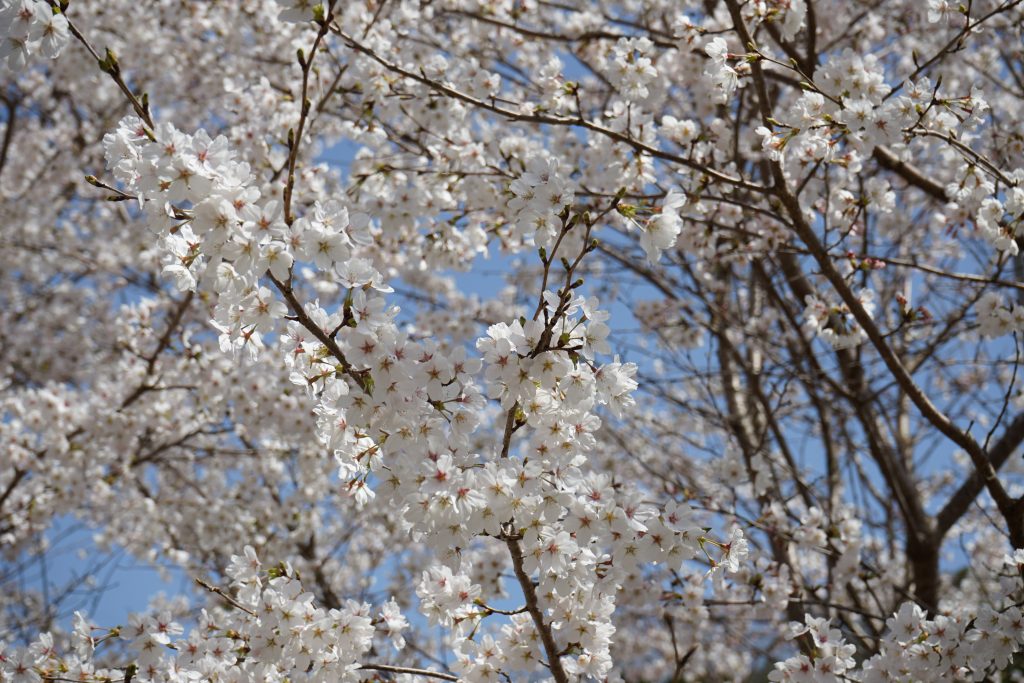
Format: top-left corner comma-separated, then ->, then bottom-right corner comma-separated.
872,146 -> 947,201
268,274 -> 370,393
504,536 -> 569,683
440,9 -> 677,48
0,468 -> 27,513
937,412 -> 1024,536
871,255 -> 1024,292
195,578 -> 256,616
359,663 -> 458,681
120,292 -> 194,410
282,2 -> 337,226
0,95 -> 17,183
771,251 -> 930,545
50,1 -> 154,129
804,0 -> 819,76
910,127 -> 1017,188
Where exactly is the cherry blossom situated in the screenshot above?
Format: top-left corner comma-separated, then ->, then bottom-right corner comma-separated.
4,0 -> 1024,680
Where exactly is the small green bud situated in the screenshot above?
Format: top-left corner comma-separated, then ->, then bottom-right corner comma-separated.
98,48 -> 119,73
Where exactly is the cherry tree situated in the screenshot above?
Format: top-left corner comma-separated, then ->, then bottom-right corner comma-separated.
2,0 -> 1024,680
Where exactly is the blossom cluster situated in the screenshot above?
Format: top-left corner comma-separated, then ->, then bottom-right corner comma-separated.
976,291 -> 1024,338
0,547 -> 406,683
102,114 -> 384,361
771,551 -> 1024,681
607,37 -> 658,102
507,156 -> 576,250
0,0 -> 67,69
803,288 -> 877,350
703,37 -> 741,104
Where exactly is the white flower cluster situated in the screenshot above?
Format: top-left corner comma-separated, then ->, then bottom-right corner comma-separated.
768,615 -> 857,681
607,37 -> 658,102
0,546 -> 405,683
98,95 -> 739,682
976,291 -> 1024,338
860,601 -> 1024,681
302,277 -> 704,675
0,0 -> 67,69
507,156 -> 575,250
774,0 -> 808,40
704,37 -> 740,104
771,551 -> 1024,681
803,288 -> 876,350
639,189 -> 687,264
926,0 -> 959,23
103,115 -> 381,360
975,187 -> 1024,256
